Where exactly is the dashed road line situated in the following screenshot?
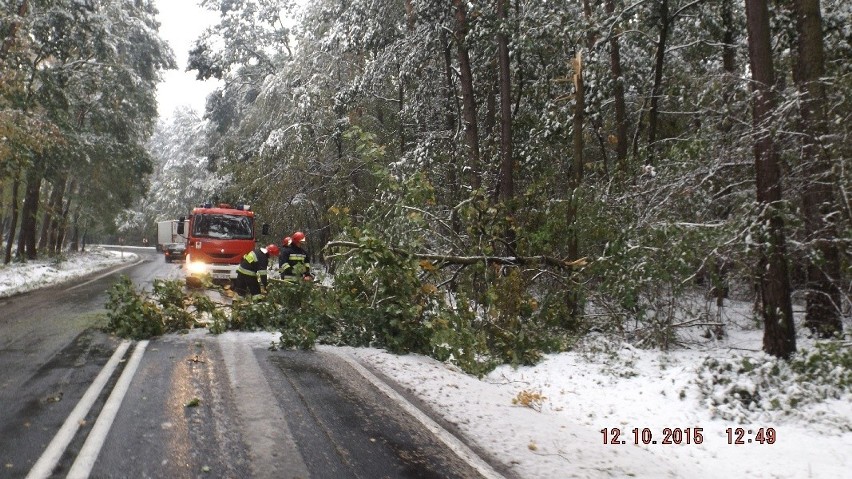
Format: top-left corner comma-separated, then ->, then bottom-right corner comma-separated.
26,341 -> 132,479
66,340 -> 149,479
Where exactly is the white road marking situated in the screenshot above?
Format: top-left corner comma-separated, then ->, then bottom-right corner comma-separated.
330,350 -> 507,479
66,340 -> 149,479
25,341 -> 132,479
219,336 -> 311,479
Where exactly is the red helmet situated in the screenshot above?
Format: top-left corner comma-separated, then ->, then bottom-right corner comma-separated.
282,236 -> 292,247
266,244 -> 280,256
292,231 -> 306,245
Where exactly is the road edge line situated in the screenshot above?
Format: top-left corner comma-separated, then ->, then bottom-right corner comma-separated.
25,341 -> 132,479
66,340 -> 149,479
330,350 -> 507,479
65,259 -> 144,292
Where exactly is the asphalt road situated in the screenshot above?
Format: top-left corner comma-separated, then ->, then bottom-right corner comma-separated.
0,248 -> 507,479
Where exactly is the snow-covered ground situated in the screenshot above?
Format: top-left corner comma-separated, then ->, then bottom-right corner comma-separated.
0,246 -> 140,299
1,248 -> 849,478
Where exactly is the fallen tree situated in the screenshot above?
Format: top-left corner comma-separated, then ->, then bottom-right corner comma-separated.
324,241 -> 588,270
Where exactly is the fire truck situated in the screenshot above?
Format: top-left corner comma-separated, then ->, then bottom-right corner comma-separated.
177,203 -> 269,286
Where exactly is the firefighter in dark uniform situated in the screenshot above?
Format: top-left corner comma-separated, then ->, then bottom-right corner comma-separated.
233,244 -> 279,296
279,231 -> 312,281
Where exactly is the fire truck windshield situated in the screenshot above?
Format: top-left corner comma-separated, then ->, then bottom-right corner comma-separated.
191,214 -> 254,240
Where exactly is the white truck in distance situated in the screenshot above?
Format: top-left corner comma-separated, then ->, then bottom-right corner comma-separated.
156,220 -> 185,251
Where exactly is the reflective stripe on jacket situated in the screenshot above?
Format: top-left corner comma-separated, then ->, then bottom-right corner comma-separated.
236,248 -> 270,279
280,246 -> 310,277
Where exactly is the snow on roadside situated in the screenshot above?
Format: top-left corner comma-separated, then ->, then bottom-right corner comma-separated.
0,248 -> 848,478
345,326 -> 850,479
0,246 -> 138,299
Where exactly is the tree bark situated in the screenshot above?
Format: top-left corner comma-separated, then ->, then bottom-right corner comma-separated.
452,0 -> 482,191
4,175 -> 21,264
718,0 -> 738,132
793,0 -> 843,337
1,0 -> 29,60
325,241 -> 588,270
496,0 -> 513,205
38,181 -> 61,252
745,0 -> 796,359
398,1 -> 415,156
496,0 -> 516,254
721,0 -> 736,75
440,28 -> 463,234
606,0 -> 628,175
404,0 -> 415,31
569,51 -> 585,262
0,183 -> 5,239
646,0 -> 670,166
398,64 -> 406,154
17,158 -> 44,260
48,176 -> 69,254
580,0 -> 609,177
70,205 -> 82,253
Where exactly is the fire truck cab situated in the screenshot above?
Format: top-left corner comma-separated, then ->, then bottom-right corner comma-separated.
177,203 -> 270,286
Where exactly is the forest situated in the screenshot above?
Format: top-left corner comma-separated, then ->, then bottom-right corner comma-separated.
2,0 -> 850,368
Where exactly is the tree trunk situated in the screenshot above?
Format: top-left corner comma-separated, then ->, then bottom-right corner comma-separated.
70,205 -> 82,253
452,0 -> 482,191
48,176 -> 70,254
721,0 -> 736,75
569,51 -> 585,261
38,182 -> 60,252
572,52 -> 586,188
17,160 -> 44,260
794,0 -> 843,337
404,0 -> 415,31
745,0 -> 796,359
580,0 -> 609,177
495,0 -> 516,254
4,175 -> 21,264
440,28 -> 463,235
646,0 -> 670,166
441,30 -> 459,137
484,70 -> 497,175
1,0 -> 29,59
606,0 -> 629,174
496,0 -> 513,205
718,0 -> 738,132
398,64 -> 406,154
326,241 -> 587,270
0,183 -> 5,240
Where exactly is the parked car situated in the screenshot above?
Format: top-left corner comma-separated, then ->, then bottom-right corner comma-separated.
164,242 -> 187,263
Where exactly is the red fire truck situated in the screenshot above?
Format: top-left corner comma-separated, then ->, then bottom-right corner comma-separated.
177,203 -> 269,286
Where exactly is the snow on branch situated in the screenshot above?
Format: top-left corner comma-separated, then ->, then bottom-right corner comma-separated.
325,241 -> 588,270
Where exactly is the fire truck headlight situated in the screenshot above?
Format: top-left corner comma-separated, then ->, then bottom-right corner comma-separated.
186,259 -> 209,275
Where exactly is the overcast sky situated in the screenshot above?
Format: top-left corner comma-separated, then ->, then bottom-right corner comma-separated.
154,0 -> 222,119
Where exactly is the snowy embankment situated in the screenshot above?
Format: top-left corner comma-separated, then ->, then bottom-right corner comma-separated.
0,246 -> 138,299
0,248 -> 848,478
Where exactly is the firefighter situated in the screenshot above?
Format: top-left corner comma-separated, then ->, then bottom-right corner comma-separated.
277,236 -> 293,273
279,231 -> 312,281
233,244 -> 279,296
